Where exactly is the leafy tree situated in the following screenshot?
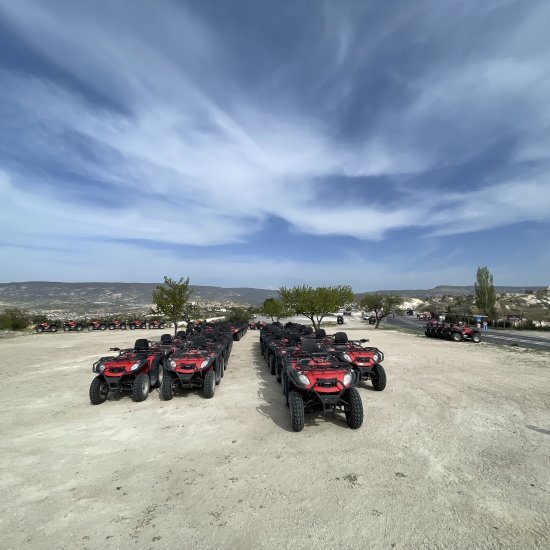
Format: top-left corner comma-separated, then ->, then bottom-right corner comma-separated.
360,294 -> 404,328
152,276 -> 193,336
474,267 -> 496,315
260,298 -> 292,322
0,307 -> 30,331
225,307 -> 252,323
279,285 -> 354,330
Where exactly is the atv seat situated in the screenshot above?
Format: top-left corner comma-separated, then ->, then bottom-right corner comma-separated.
134,338 -> 149,351
160,334 -> 172,344
315,329 -> 326,338
192,336 -> 207,348
334,332 -> 348,344
301,339 -> 320,354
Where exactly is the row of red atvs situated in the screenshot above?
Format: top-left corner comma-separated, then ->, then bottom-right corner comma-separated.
89,320 -> 386,433
37,319 -> 166,332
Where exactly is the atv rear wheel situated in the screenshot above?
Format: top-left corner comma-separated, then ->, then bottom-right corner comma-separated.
215,360 -> 222,385
132,373 -> 150,402
64,326 -> 69,332
89,376 -> 109,405
160,372 -> 174,400
203,369 -> 216,399
76,324 -> 83,331
219,357 -> 225,379
289,391 -> 305,432
471,333 -> 481,343
88,325 -> 93,331
51,325 -> 58,332
153,362 -> 164,389
451,331 -> 462,342
345,387 -> 363,429
100,324 -> 107,331
36,326 -> 44,333
371,364 -> 387,391
109,324 -> 115,330
268,354 -> 276,375
276,363 -> 282,383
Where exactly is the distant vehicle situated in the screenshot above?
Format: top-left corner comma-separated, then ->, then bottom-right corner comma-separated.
147,319 -> 165,330
88,320 -> 107,331
36,322 -> 59,333
406,309 -> 414,316
129,320 -> 148,330
63,320 -> 83,332
108,320 -> 127,330
336,314 -> 344,325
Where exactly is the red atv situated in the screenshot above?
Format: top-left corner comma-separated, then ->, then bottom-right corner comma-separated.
447,324 -> 481,343
63,320 -> 84,332
88,320 -> 107,331
161,335 -> 226,399
108,320 -> 127,330
282,339 -> 363,432
128,319 -> 147,330
89,339 -> 165,404
36,322 -> 59,333
324,332 -> 386,391
147,319 -> 165,329
229,322 -> 248,341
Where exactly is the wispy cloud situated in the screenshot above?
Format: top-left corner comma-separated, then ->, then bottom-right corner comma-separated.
1,0 -> 549,284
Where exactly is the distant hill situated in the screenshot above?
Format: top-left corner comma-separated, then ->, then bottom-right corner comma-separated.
0,281 -> 279,315
356,285 -> 546,300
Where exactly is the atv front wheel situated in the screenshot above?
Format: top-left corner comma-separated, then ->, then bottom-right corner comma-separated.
132,373 -> 150,402
109,324 -> 115,330
160,372 -> 174,400
451,332 -> 462,342
76,324 -> 83,331
100,324 -> 107,331
51,325 -> 58,332
215,360 -> 222,385
371,364 -> 387,391
89,376 -> 109,405
36,326 -> 44,333
345,387 -> 363,429
64,326 -> 69,332
289,391 -> 305,432
203,369 -> 216,399
471,333 -> 481,343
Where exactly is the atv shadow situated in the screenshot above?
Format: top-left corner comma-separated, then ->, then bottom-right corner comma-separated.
253,344 -> 356,432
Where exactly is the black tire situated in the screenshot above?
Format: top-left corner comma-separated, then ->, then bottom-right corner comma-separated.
425,330 -> 429,337
203,369 -> 216,399
289,391 -> 305,432
88,325 -> 94,331
121,323 -> 127,330
64,326 -> 69,332
160,372 -> 174,401
51,325 -> 58,332
89,376 -> 109,405
215,360 -> 222,385
153,361 -> 164,389
100,324 -> 107,331
269,354 -> 276,375
345,387 -> 363,429
159,323 -> 165,329
371,364 -> 387,391
132,372 -> 150,402
471,333 -> 481,343
36,326 -> 44,333
109,324 -> 115,330
276,362 -> 282,383
76,325 -> 83,331
451,332 -> 462,342
130,324 -> 136,330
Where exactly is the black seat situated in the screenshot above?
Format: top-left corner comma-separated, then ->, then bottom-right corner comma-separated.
334,332 -> 348,344
301,339 -> 319,354
160,334 -> 172,344
192,336 -> 207,348
315,329 -> 326,338
134,338 -> 149,351
287,332 -> 301,345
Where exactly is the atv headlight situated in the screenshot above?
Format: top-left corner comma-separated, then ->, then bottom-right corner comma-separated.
200,359 -> 210,369
342,353 -> 352,363
98,364 -> 105,373
130,362 -> 141,371
373,353 -> 380,363
297,373 -> 310,386
169,359 -> 177,370
343,373 -> 352,386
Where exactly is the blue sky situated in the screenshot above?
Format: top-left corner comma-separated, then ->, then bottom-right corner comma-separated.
1,0 -> 549,290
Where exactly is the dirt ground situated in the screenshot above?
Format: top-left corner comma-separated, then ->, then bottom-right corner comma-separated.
0,326 -> 549,550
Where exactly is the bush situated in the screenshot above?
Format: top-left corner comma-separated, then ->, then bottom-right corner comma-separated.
0,308 -> 30,331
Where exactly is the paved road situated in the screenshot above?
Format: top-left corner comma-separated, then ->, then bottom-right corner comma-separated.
385,315 -> 550,351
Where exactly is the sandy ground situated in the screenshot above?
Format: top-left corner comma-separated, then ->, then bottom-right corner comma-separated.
1,326 -> 549,550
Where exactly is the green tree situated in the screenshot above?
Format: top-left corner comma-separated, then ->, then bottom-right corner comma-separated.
225,307 -> 252,323
152,276 -> 193,336
0,307 -> 30,331
360,294 -> 404,328
474,267 -> 496,315
279,285 -> 354,330
260,298 -> 292,322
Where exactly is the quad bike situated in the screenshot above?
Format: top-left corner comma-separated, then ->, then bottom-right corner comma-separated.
129,320 -> 148,330
63,321 -> 83,332
108,320 -> 127,330
161,335 -> 226,400
88,320 -> 107,331
447,324 -> 481,343
325,331 -> 387,391
36,322 -> 59,333
336,315 -> 344,325
229,322 -> 248,341
281,339 -> 363,432
89,339 -> 165,404
148,319 -> 165,329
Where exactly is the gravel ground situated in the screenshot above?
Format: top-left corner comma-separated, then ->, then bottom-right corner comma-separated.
0,326 -> 549,549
